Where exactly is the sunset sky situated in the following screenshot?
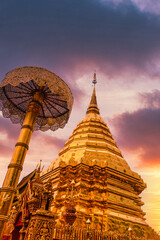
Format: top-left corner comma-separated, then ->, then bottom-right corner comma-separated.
0,0 -> 160,232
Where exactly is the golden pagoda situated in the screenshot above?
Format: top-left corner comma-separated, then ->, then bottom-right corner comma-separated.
40,74 -> 150,237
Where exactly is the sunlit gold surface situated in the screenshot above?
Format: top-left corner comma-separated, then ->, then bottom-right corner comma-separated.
0,91 -> 43,236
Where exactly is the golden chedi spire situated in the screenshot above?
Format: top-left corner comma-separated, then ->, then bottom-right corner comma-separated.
46,73 -> 143,182
56,72 -> 126,166
86,73 -> 100,115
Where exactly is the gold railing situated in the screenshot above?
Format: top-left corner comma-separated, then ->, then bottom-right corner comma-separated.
52,225 -> 149,240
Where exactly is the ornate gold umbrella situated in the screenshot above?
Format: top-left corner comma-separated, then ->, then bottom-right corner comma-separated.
0,66 -> 73,235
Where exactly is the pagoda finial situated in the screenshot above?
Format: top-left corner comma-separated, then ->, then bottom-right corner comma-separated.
92,72 -> 97,85
86,73 -> 100,115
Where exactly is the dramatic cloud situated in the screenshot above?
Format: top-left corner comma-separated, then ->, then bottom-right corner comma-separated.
111,90 -> 160,166
1,0 -> 160,81
102,0 -> 160,15
131,0 -> 160,14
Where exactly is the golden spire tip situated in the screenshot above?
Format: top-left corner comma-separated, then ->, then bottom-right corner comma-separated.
92,72 -> 97,85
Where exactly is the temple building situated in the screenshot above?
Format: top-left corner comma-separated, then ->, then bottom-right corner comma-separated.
2,74 -> 160,239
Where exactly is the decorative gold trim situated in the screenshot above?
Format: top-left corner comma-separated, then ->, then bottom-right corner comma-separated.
21,124 -> 33,131
8,163 -> 23,171
0,187 -> 16,194
15,142 -> 29,150
0,215 -> 8,221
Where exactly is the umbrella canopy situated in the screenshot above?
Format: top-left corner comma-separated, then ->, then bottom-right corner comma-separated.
0,66 -> 73,131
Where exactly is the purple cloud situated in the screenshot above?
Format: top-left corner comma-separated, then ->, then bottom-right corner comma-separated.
111,90 -> 160,166
105,0 -> 160,15
0,0 -> 160,81
139,90 -> 160,109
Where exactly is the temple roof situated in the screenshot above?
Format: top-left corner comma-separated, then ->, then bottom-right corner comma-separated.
45,75 -> 145,184
17,169 -> 36,194
18,170 -> 36,189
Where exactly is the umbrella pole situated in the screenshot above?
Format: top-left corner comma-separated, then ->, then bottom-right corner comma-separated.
0,91 -> 44,236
